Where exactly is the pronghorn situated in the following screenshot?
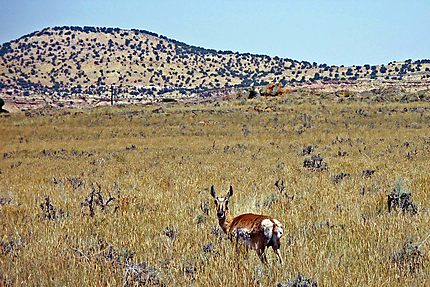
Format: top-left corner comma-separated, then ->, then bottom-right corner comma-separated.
210,185 -> 284,264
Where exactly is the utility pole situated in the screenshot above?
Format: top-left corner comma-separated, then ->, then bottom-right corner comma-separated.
110,84 -> 115,106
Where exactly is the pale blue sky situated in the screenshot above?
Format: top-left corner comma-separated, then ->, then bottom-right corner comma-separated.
0,0 -> 429,65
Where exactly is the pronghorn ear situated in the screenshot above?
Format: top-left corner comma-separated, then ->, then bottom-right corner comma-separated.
227,185 -> 233,199
210,185 -> 217,199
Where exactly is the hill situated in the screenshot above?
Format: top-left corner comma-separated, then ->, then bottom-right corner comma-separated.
0,26 -> 430,109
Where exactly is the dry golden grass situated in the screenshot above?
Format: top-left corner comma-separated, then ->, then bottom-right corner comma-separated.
1,94 -> 430,286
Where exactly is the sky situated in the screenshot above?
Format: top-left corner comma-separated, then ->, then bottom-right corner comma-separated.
0,0 -> 429,66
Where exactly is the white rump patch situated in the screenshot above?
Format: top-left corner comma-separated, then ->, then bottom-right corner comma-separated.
273,219 -> 283,239
261,219 -> 274,240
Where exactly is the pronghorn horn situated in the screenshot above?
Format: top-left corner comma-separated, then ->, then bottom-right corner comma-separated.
227,186 -> 233,199
210,185 -> 217,198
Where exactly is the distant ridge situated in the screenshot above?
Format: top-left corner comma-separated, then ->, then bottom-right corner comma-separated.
0,26 -> 429,103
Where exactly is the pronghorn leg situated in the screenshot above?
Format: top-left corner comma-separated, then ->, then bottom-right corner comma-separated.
245,244 -> 250,259
261,252 -> 268,264
273,247 -> 283,264
256,247 -> 268,264
235,236 -> 241,256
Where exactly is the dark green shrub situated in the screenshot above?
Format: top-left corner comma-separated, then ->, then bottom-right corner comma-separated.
387,178 -> 417,215
0,98 -> 8,113
391,240 -> 424,274
160,98 -> 177,103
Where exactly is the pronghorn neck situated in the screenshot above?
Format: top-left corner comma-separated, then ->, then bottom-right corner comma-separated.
219,210 -> 234,234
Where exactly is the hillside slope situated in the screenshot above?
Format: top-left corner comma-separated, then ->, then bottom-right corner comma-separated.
0,26 -> 430,104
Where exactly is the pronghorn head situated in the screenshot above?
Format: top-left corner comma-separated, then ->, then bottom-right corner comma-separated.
210,185 -> 233,220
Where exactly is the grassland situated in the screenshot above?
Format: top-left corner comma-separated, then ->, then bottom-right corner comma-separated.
1,93 -> 430,286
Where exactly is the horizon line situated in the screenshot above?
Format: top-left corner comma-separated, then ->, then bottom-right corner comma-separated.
1,25 -> 429,67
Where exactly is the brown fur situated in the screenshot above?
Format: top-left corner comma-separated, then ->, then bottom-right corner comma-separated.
211,186 -> 283,264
